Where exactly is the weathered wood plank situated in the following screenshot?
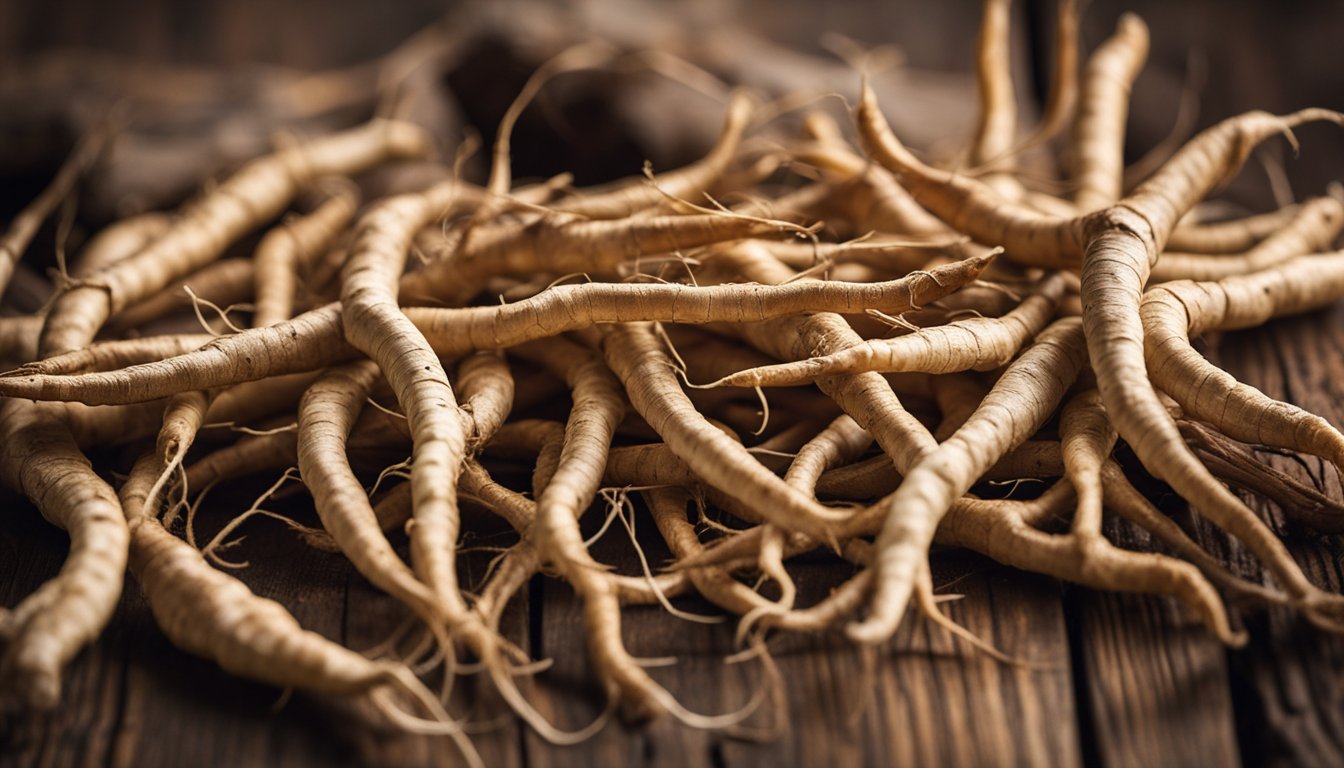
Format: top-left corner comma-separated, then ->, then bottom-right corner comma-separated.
518,494 -> 754,768
716,550 -> 1081,768
1215,308 -> 1344,767
0,480 -> 527,768
1070,555 -> 1241,768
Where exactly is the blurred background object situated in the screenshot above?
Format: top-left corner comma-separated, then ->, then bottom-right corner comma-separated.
3,0 -> 1337,223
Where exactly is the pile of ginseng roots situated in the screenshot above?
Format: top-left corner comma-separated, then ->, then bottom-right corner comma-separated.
2,1 -> 1343,761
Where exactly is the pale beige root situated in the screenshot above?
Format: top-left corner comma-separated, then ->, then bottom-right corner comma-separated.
54,400 -> 165,449
796,114 -> 955,238
404,251 -> 995,359
69,213 -> 173,278
708,243 -> 940,478
706,270 -> 1064,388
0,304 -> 355,405
461,460 -> 702,738
1082,115 -> 1344,628
848,319 -> 1087,644
0,123 -> 108,294
646,486 -> 868,634
1059,384 -> 1115,539
1143,252 -> 1344,472
758,237 -> 968,277
339,180 -> 504,672
455,351 -> 514,450
463,458 -> 689,609
1150,195 -> 1344,281
157,389 -> 213,478
511,335 -> 714,722
594,246 -> 981,542
601,321 -> 850,544
675,447 -> 1067,574
968,0 -> 1020,198
62,371 -> 318,453
39,118 -> 428,356
254,181 -> 360,327
1070,13 -> 1149,212
811,439 -> 1066,503
17,334 -> 215,376
1166,204 -> 1301,254
1179,419 -> 1344,533
933,373 -> 990,440
296,360 -> 446,627
1097,459 -> 1285,607
856,82 -> 1086,268
0,400 -> 128,708
401,209 -> 817,307
863,79 -> 1344,623
551,91 -> 755,219
107,257 -> 254,334
118,454 -> 482,765
858,84 -> 1338,267
1016,0 -> 1079,151
933,489 -> 1242,645
750,414 -> 872,626
601,442 -> 699,489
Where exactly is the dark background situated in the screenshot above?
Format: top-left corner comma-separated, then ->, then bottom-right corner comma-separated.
2,0 -> 1341,211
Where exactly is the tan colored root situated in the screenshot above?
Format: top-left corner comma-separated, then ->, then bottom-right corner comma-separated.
515,334 -> 709,722
848,319 -> 1087,643
646,487 -> 865,635
1080,112 -> 1344,629
1070,13 -> 1149,212
456,351 -> 515,450
934,488 -> 1242,644
1166,204 -> 1301,254
0,122 -> 108,294
812,439 -> 1065,503
70,213 -> 172,278
402,209 -> 815,307
601,321 -> 849,544
1015,0 -> 1078,151
750,414 -> 871,625
296,360 -> 448,628
1059,385 -> 1114,538
0,304 -> 354,404
254,180 -> 359,327
40,118 -> 427,356
707,270 -> 1063,388
968,0 -> 1020,197
405,251 -> 993,359
710,243 -> 940,478
0,400 -> 128,709
552,91 -> 755,219
17,334 -> 215,376
1144,253 -> 1344,472
107,257 -> 254,334
1150,195 -> 1344,281
856,82 -> 1086,268
933,373 -> 990,441
1180,419 -> 1344,533
119,453 -> 482,766
1098,460 -> 1284,608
